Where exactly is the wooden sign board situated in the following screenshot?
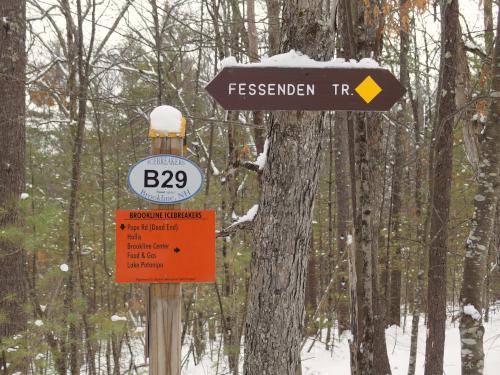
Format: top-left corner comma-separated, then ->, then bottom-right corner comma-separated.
205,67 -> 405,111
115,210 -> 215,283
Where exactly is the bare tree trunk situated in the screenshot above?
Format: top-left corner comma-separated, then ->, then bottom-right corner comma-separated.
388,0 -> 412,328
353,112 -> 375,374
334,112 -> 351,336
0,0 -> 27,372
341,1 -> 388,373
337,3 -> 360,372
424,1 -> 460,374
243,1 -> 334,373
149,0 -> 163,105
247,0 -> 266,154
407,12 -> 426,375
265,0 -> 280,55
63,1 -> 97,373
458,6 -> 500,374
325,115 -> 335,348
305,227 -> 319,338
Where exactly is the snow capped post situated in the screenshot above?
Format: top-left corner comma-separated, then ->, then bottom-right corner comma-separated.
147,105 -> 184,375
149,105 -> 186,138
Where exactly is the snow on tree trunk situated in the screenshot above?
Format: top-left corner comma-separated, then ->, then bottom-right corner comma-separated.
424,1 -> 460,374
242,1 -> 334,374
458,5 -> 500,375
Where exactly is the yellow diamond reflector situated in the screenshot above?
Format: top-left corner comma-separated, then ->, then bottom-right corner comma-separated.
355,76 -> 382,104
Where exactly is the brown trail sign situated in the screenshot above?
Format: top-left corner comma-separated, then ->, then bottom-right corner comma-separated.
205,67 -> 405,111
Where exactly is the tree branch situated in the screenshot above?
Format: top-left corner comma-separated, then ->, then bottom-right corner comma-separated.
216,220 -> 254,238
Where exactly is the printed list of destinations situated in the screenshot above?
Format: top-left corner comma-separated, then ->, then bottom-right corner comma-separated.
115,210 -> 216,283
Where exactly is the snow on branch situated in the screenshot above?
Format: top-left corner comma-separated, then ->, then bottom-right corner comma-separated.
252,138 -> 269,170
217,204 -> 258,238
234,138 -> 269,173
235,160 -> 260,172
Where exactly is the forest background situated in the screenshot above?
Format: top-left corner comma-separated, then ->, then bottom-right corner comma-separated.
0,0 -> 499,374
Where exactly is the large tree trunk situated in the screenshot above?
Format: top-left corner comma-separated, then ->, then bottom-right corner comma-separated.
424,1 -> 460,374
340,1 -> 391,373
0,1 -> 27,371
243,1 -> 334,374
458,6 -> 500,374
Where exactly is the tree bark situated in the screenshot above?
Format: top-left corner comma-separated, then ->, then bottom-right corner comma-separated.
424,1 -> 460,374
334,111 -> 351,336
265,0 -> 280,56
0,1 -> 27,370
458,5 -> 500,374
407,12 -> 426,375
243,1 -> 334,373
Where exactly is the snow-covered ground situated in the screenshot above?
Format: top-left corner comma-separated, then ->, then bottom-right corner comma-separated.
179,307 -> 500,375
302,311 -> 500,375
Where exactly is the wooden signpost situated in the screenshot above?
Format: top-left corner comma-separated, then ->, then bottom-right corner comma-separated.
115,105 -> 214,375
205,67 -> 405,111
115,61 -> 405,374
148,132 -> 183,375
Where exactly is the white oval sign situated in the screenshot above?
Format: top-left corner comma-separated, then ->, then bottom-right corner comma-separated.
127,155 -> 204,204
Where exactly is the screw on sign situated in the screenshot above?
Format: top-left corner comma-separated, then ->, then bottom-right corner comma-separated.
205,54 -> 405,111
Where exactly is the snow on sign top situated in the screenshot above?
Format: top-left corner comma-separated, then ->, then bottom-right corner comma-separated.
149,105 -> 186,138
220,50 -> 381,69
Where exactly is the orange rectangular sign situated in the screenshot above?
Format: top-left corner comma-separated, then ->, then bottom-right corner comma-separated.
115,210 -> 215,283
